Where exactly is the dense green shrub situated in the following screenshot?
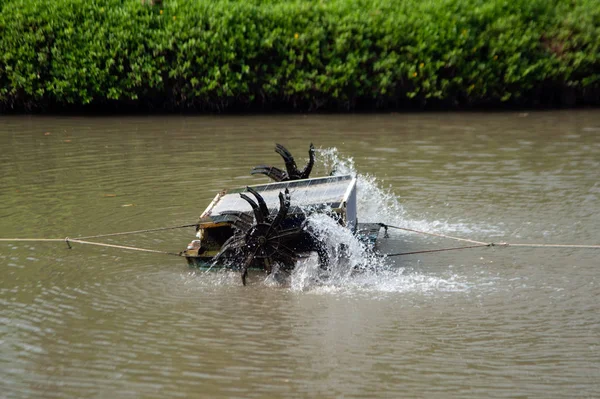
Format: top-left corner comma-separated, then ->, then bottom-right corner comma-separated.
0,0 -> 598,111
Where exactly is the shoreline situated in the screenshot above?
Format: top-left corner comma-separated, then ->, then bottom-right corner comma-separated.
1,0 -> 599,113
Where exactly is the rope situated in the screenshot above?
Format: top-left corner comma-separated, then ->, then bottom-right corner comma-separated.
494,243 -> 600,249
377,223 -> 600,256
65,238 -> 184,256
385,244 -> 490,257
0,238 -> 66,242
0,237 -> 186,256
378,223 -> 489,245
0,224 -> 200,257
76,224 -> 198,240
2,223 -> 598,260
0,223 -> 197,243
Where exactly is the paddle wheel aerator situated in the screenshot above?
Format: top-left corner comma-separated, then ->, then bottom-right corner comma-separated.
182,144 -> 383,285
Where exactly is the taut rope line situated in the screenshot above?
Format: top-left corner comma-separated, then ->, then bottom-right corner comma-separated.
0,237 -> 187,256
0,238 -> 66,242
493,243 -> 600,249
377,223 -> 600,255
378,223 -> 489,245
0,223 -> 198,243
385,244 -> 490,257
76,224 -> 199,240
0,223 -> 199,257
1,223 -> 598,258
65,238 -> 183,256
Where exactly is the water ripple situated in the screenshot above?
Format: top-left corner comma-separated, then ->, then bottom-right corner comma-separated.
1,113 -> 599,399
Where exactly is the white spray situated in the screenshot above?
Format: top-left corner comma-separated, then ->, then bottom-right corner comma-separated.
286,147 -> 471,293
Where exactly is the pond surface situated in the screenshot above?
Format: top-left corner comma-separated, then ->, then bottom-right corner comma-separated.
1,112 -> 599,398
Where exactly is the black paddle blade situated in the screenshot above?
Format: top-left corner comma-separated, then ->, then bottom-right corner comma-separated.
271,188 -> 290,228
275,143 -> 299,178
250,165 -> 288,182
240,252 -> 255,286
300,143 -> 316,179
246,186 -> 270,221
240,193 -> 265,224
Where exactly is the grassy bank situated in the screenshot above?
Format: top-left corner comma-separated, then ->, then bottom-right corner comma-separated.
0,0 -> 598,112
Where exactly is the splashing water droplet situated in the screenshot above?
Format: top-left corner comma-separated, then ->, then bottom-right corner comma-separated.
290,212 -> 386,291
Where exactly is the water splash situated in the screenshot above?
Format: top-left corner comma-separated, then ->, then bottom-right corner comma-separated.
317,146 -> 497,235
287,208 -> 471,295
317,147 -> 407,227
290,212 -> 384,291
296,268 -> 472,297
280,147 -> 483,293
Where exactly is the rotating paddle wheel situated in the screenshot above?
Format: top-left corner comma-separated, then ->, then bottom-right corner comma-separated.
212,187 -> 319,285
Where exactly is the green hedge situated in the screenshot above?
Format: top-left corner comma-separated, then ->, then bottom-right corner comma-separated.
0,0 -> 598,111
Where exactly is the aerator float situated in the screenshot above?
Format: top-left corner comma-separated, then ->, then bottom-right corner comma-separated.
181,143 -> 383,285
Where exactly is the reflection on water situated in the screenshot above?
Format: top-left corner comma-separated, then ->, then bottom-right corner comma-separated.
1,112 -> 599,398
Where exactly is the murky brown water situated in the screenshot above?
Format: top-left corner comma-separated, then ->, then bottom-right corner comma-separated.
1,112 -> 599,398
